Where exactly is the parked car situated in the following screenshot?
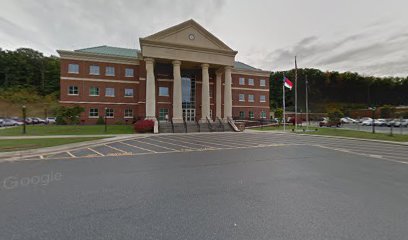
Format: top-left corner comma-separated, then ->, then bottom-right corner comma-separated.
3,119 -> 22,126
374,119 -> 387,126
341,117 -> 358,124
32,117 -> 46,124
401,119 -> 408,127
319,119 -> 341,127
361,120 -> 373,126
288,117 -> 303,126
46,117 -> 56,124
0,119 -> 4,127
359,117 -> 372,123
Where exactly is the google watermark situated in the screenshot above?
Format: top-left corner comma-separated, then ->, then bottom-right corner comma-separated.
1,171 -> 62,190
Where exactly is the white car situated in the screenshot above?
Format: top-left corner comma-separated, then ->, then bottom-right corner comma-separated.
359,117 -> 372,123
46,117 -> 56,124
341,117 -> 358,124
361,120 -> 373,126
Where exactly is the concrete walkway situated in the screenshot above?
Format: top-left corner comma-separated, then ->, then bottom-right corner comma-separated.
0,134 -> 136,139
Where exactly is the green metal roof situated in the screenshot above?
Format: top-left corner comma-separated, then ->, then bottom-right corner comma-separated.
233,61 -> 261,71
75,45 -> 140,58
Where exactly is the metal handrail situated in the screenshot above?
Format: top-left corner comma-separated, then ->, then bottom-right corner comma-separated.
206,116 -> 214,132
183,117 -> 187,133
196,119 -> 201,132
217,117 -> 225,132
170,118 -> 175,133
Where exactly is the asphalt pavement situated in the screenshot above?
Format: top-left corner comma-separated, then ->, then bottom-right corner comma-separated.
1,132 -> 408,240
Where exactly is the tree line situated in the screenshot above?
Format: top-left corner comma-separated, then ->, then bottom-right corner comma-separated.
270,68 -> 408,113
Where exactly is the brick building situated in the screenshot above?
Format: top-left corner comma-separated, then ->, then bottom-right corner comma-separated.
58,19 -> 270,129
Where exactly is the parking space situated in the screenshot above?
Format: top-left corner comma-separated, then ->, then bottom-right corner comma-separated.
17,132 -> 407,165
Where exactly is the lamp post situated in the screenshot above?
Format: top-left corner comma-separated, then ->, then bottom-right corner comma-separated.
369,107 -> 376,134
104,107 -> 108,133
22,105 -> 26,134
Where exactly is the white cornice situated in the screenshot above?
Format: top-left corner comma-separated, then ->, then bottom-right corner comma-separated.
60,101 -> 139,105
232,69 -> 271,77
232,87 -> 269,92
232,105 -> 269,108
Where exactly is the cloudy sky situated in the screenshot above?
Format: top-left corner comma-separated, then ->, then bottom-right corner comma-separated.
1,0 -> 407,76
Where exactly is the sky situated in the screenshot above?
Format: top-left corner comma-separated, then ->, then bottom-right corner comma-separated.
1,0 -> 407,76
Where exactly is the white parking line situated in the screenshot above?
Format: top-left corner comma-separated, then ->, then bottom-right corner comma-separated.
88,148 -> 104,156
104,144 -> 129,153
130,139 -> 177,151
67,151 -> 76,158
148,138 -> 196,150
154,136 -> 214,148
119,141 -> 158,153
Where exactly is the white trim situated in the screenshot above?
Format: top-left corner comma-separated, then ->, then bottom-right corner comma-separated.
139,77 -> 146,80
124,116 -> 134,119
157,101 -> 172,104
232,69 -> 270,77
57,50 -> 140,65
60,101 -> 139,105
157,79 -> 173,82
196,81 -> 214,85
61,77 -> 139,84
232,105 -> 269,108
88,116 -> 99,119
67,94 -> 79,96
232,87 -> 269,92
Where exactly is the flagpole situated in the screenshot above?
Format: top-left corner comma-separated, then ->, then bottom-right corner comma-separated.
305,74 -> 309,131
295,56 -> 298,131
283,74 -> 286,132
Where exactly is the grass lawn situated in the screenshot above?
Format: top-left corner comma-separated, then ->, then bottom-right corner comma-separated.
0,125 -> 134,136
252,125 -> 408,142
0,137 -> 106,152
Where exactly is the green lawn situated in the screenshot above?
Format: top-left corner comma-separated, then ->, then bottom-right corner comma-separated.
0,125 -> 134,136
0,137 -> 106,152
252,126 -> 408,142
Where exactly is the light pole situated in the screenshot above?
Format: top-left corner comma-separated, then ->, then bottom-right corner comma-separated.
22,105 -> 26,134
104,107 -> 108,133
370,107 -> 376,134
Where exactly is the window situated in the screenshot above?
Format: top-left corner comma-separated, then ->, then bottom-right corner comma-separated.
249,111 -> 254,119
105,88 -> 115,97
124,109 -> 133,118
105,108 -> 114,118
105,66 -> 115,76
159,87 -> 169,96
68,86 -> 79,95
89,87 -> 99,96
260,95 -> 266,102
89,65 -> 100,75
260,111 -> 267,119
248,94 -> 254,102
239,94 -> 245,102
125,68 -> 134,77
260,79 -> 266,87
159,108 -> 169,121
239,77 -> 245,85
239,111 -> 245,120
68,64 -> 79,74
89,108 -> 99,118
124,88 -> 134,97
248,78 -> 254,86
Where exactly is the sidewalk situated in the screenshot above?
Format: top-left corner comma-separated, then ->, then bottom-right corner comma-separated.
0,134 -> 135,140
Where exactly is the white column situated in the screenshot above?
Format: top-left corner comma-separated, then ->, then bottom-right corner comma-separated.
215,71 -> 222,119
201,63 -> 210,122
172,60 -> 183,123
224,66 -> 232,120
145,58 -> 156,120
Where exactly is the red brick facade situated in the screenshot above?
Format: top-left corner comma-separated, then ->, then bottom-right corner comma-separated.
59,58 -> 270,124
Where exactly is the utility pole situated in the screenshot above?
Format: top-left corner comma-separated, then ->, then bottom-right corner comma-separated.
294,56 -> 298,131
22,105 -> 26,134
104,107 -> 108,133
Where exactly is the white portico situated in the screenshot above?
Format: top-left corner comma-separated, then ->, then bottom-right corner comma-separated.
139,19 -> 237,123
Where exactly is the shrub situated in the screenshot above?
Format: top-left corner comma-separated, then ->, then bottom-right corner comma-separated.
96,116 -> 105,125
55,116 -> 67,125
380,105 -> 396,118
327,108 -> 344,122
134,119 -> 154,133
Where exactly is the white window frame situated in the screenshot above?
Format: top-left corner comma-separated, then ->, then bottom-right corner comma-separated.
89,65 -> 100,75
105,108 -> 114,118
68,86 -> 79,95
89,86 -> 99,96
125,68 -> 134,77
248,78 -> 254,86
249,111 -> 254,119
68,64 -> 79,74
248,94 -> 255,102
260,95 -> 266,102
105,66 -> 115,76
89,108 -> 99,118
239,111 -> 245,119
239,94 -> 245,102
159,87 -> 169,97
124,109 -> 133,118
124,88 -> 134,97
260,111 -> 267,119
105,87 -> 115,97
239,77 -> 245,85
260,79 -> 266,87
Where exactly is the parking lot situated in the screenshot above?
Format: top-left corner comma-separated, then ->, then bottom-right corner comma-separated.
19,132 -> 408,164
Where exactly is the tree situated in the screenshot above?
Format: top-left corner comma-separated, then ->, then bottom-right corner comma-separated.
327,108 -> 344,122
55,106 -> 85,125
274,108 -> 283,122
380,105 -> 396,118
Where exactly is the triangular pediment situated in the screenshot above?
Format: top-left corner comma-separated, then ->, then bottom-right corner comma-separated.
141,19 -> 234,52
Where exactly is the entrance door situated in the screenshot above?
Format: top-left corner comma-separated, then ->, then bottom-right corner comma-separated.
182,76 -> 196,122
